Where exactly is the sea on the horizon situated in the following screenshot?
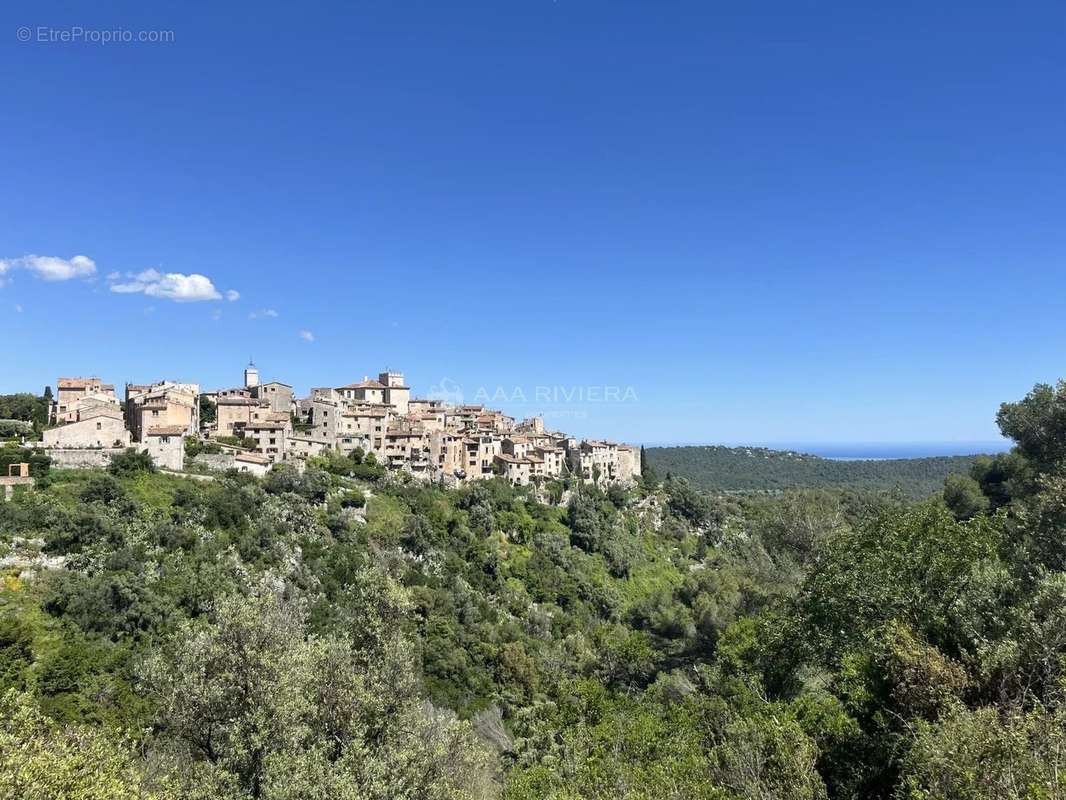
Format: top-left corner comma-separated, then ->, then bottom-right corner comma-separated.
642,441 -> 1012,461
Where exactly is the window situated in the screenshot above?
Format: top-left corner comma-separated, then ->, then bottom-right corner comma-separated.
96,422 -> 102,430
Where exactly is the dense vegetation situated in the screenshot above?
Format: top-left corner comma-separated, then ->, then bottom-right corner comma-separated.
0,390 -> 51,439
645,444 -> 982,497
3,379 -> 1066,797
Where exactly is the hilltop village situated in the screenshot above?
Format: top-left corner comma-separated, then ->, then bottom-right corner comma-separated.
35,363 -> 642,486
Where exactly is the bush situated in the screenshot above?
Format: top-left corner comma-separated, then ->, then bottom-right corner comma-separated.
80,475 -> 127,506
108,448 -> 156,477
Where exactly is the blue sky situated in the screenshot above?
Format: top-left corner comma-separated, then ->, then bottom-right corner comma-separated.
2,1 -> 1063,445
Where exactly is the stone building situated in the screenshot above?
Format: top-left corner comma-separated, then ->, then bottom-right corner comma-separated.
336,378 -> 386,405
234,451 -> 271,477
494,453 -> 532,486
143,426 -> 186,471
252,381 -> 294,414
54,377 -> 120,424
245,420 -> 287,463
383,427 -> 428,469
216,397 -> 261,438
378,371 -> 410,414
533,446 -> 565,477
616,444 -> 642,482
567,439 -> 642,484
43,408 -> 131,449
125,381 -> 199,441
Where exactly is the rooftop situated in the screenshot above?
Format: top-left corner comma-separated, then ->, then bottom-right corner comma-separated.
235,452 -> 270,464
147,426 -> 187,436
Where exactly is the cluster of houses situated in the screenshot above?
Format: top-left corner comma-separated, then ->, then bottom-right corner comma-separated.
37,363 -> 642,486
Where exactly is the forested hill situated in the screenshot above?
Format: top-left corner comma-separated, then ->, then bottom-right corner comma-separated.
644,445 -> 982,497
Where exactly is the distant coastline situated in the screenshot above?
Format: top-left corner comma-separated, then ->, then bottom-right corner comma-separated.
641,441 -> 1011,461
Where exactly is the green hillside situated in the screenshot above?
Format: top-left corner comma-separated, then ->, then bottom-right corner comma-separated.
645,445 -> 982,497
4,379 -> 1066,799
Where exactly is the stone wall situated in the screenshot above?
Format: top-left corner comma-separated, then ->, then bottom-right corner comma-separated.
193,453 -> 238,471
46,448 -> 125,469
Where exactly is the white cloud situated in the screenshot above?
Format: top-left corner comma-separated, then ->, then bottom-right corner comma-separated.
109,269 -> 227,302
298,330 -> 315,342
225,289 -> 240,302
249,308 -> 279,319
0,254 -> 97,282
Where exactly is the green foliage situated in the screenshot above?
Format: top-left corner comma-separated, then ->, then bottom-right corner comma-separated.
942,473 -> 990,520
997,379 -> 1066,473
198,393 -> 217,425
143,587 -> 496,799
184,436 -> 221,457
0,445 -> 50,478
0,690 -> 174,799
108,447 -> 156,477
2,376 -> 1066,798
898,703 -> 1066,800
0,392 -> 50,429
796,503 -> 1001,664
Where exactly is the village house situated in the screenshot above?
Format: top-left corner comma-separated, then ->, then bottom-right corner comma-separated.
533,446 -> 566,477
428,430 -> 466,477
233,451 -> 272,477
616,444 -> 642,482
125,381 -> 199,442
502,435 -> 534,459
407,398 -> 446,416
252,381 -> 294,414
42,407 -> 131,449
245,420 -> 287,463
445,405 -> 484,431
143,426 -> 186,471
377,371 -> 410,414
463,435 -> 502,479
383,426 -> 428,469
288,434 -> 333,460
54,377 -> 120,424
215,396 -> 262,438
494,453 -> 532,486
567,439 -> 642,484
336,378 -> 387,406
215,387 -> 253,400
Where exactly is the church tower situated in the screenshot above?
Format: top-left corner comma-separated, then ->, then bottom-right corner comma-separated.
244,360 -> 260,389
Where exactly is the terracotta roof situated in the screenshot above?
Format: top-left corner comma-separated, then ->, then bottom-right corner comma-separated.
246,421 -> 286,430
386,428 -> 424,438
235,452 -> 270,464
343,409 -> 387,418
147,426 -> 187,436
495,454 -> 531,464
57,377 -> 103,389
